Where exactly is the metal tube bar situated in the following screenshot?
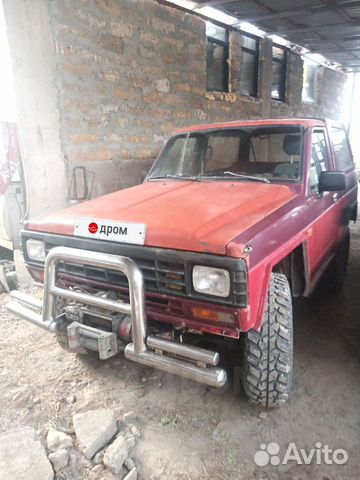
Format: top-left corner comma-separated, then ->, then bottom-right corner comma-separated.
146,335 -> 219,366
49,286 -> 131,315
43,247 -> 147,354
7,246 -> 226,388
10,291 -> 42,310
127,264 -> 147,355
125,344 -> 227,388
6,300 -> 56,332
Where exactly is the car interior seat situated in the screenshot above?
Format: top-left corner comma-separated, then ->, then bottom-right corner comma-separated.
273,134 -> 301,178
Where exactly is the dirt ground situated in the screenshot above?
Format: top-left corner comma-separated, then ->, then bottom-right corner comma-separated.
0,222 -> 359,480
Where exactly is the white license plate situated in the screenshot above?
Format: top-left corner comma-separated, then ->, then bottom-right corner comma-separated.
74,217 -> 146,245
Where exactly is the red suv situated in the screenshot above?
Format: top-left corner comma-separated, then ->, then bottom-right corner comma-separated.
8,117 -> 357,407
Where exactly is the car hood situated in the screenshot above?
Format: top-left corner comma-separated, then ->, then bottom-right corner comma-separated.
27,181 -> 297,255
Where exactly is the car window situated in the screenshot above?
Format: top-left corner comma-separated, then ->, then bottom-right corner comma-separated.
330,126 -> 353,170
206,135 -> 240,171
149,126 -> 303,182
310,130 -> 329,190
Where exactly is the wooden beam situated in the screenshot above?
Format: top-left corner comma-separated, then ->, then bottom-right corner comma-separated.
229,0 -> 360,22
316,46 -> 360,52
192,0 -> 239,8
231,5 -> 325,22
156,0 -> 239,31
268,20 -> 360,36
321,0 -> 354,23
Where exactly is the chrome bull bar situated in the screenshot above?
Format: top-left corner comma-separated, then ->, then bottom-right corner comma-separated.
6,247 -> 227,388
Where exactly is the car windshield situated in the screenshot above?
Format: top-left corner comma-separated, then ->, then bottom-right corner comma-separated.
148,125 -> 303,182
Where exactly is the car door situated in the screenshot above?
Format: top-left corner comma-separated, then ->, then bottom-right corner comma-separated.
328,123 -> 358,221
306,127 -> 342,277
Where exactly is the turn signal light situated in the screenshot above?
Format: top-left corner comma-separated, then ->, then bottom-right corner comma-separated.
191,307 -> 234,324
28,268 -> 44,284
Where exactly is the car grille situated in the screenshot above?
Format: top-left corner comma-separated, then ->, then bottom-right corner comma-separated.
57,258 -> 187,295
21,233 -> 248,307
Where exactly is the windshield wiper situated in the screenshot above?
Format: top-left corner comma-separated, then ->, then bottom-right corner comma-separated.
223,171 -> 270,183
148,174 -> 200,181
201,171 -> 270,183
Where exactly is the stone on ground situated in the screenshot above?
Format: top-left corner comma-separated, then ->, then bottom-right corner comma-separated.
103,435 -> 128,474
130,426 -> 141,438
123,467 -> 138,480
73,409 -> 117,459
48,448 -> 69,471
93,448 -> 105,464
47,427 -> 73,452
0,428 -> 53,480
124,457 -> 135,471
126,435 -> 136,450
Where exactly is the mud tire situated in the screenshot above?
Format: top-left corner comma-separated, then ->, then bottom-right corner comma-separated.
242,273 -> 293,407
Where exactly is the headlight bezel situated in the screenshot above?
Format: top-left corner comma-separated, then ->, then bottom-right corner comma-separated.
192,265 -> 231,298
26,239 -> 46,262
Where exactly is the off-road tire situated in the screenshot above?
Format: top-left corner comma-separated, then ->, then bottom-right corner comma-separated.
242,273 -> 293,407
320,227 -> 350,294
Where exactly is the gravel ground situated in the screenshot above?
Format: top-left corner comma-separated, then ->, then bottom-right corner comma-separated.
0,221 -> 359,480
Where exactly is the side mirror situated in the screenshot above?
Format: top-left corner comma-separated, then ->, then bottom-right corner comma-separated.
319,171 -> 346,192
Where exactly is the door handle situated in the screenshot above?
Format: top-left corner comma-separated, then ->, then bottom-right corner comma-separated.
332,193 -> 339,203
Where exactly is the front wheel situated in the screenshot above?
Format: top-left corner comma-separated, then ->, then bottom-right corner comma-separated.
242,273 -> 293,407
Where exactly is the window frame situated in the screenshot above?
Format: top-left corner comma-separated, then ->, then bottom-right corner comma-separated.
240,33 -> 260,98
206,24 -> 229,93
271,44 -> 287,102
309,127 -> 331,193
329,126 -> 354,172
147,125 -> 305,185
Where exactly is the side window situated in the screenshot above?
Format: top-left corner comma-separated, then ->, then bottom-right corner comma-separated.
271,46 -> 287,101
310,130 -> 329,190
330,127 -> 353,170
240,34 -> 260,97
206,23 -> 229,92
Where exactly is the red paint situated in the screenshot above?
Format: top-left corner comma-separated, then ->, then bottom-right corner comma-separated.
27,181 -> 297,255
23,118 -> 358,335
174,117 -> 323,135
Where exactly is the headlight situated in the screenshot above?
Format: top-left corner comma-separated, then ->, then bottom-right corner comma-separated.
26,239 -> 46,261
192,266 -> 230,297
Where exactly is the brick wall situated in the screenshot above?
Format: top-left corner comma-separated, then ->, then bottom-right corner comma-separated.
4,0 -> 349,212
49,0 -> 348,198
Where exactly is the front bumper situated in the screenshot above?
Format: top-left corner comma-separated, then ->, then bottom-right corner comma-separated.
6,246 -> 227,388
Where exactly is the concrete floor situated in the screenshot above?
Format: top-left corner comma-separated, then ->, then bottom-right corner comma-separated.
0,221 -> 359,479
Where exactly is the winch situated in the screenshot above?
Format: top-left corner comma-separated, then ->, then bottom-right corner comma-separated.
62,291 -> 133,359
6,247 -> 227,388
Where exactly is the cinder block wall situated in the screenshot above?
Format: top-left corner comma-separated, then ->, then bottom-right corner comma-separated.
3,0 -> 348,217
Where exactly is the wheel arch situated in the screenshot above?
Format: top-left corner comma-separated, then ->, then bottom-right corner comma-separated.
272,242 -> 309,298
248,240 -> 310,331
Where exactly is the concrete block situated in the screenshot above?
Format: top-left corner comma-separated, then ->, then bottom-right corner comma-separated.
73,409 -> 117,459
47,427 -> 73,452
48,448 -> 70,471
123,467 -> 138,480
0,428 -> 53,480
103,435 -> 128,474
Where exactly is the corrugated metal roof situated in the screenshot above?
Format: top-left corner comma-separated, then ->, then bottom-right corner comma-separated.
194,0 -> 360,70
